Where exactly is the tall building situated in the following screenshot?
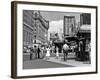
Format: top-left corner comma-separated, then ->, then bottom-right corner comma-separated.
23,10 -> 34,48
80,13 -> 91,25
78,13 -> 91,39
23,10 -> 49,48
64,16 -> 76,37
33,11 -> 49,45
76,13 -> 91,61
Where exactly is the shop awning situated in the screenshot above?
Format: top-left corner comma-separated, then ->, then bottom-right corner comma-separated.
64,36 -> 78,41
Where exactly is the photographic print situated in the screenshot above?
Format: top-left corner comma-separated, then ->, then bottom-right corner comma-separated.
23,10 -> 91,69
11,1 -> 97,78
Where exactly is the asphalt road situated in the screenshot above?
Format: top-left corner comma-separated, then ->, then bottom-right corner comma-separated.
23,59 -> 73,69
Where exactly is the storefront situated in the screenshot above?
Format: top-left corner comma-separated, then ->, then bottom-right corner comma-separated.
76,25 -> 91,61
54,40 -> 63,53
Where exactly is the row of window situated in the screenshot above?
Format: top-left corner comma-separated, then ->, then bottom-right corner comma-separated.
23,30 -> 33,44
23,10 -> 49,44
39,23 -> 47,41
80,13 -> 91,25
23,11 -> 35,28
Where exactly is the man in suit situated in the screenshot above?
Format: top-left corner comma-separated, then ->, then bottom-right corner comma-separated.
34,46 -> 38,59
37,46 -> 41,59
30,47 -> 34,60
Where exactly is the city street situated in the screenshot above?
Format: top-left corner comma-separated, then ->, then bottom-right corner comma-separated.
23,53 -> 90,69
23,59 -> 73,69
23,10 -> 91,70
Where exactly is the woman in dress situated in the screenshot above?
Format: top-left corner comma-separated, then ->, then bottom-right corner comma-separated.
55,47 -> 59,59
45,46 -> 50,60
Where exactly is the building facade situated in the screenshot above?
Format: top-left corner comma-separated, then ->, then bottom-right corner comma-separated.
80,13 -> 91,26
23,10 -> 34,48
23,10 -> 49,48
76,13 -> 91,61
78,13 -> 91,39
64,16 -> 76,37
33,11 -> 49,46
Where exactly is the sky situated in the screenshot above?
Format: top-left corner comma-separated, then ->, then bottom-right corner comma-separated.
40,11 -> 81,33
39,11 -> 81,40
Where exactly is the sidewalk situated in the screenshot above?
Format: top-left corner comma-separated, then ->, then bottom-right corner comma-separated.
44,57 -> 91,67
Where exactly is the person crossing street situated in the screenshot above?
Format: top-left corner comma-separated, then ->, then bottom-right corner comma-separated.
62,42 -> 69,61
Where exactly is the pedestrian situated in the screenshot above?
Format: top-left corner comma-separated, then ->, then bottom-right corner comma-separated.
85,41 -> 91,63
50,46 -> 53,56
62,43 -> 69,61
79,41 -> 84,61
41,46 -> 45,58
34,46 -> 38,59
29,47 -> 34,60
45,46 -> 50,60
55,47 -> 59,59
37,46 -> 41,59
74,44 -> 78,60
44,47 -> 47,57
88,42 -> 91,64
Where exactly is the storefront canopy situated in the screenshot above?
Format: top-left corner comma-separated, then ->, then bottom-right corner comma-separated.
80,25 -> 91,31
64,36 -> 78,41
